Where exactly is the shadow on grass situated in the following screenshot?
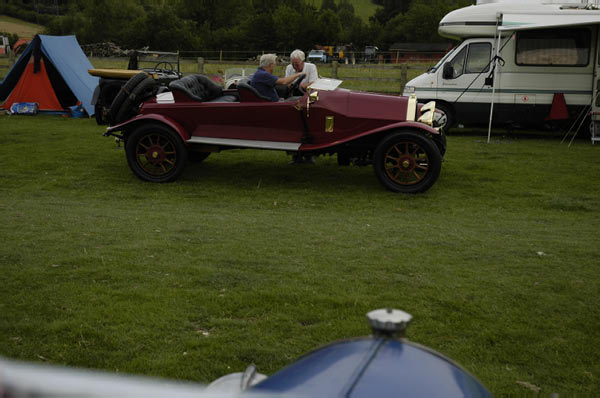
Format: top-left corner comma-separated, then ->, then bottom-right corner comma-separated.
180,151 -> 379,194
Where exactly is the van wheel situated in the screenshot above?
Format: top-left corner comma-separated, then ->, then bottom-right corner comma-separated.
125,123 -> 187,182
434,102 -> 454,134
373,131 -> 441,194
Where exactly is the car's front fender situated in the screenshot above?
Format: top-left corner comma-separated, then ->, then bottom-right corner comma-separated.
300,121 -> 440,151
104,113 -> 190,141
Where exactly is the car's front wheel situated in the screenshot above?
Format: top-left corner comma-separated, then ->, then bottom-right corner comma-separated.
125,123 -> 187,182
373,131 -> 441,193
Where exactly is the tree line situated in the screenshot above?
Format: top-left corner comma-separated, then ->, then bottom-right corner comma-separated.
1,0 -> 472,51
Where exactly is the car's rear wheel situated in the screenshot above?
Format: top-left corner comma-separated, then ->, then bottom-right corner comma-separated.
125,123 -> 187,182
373,131 -> 441,194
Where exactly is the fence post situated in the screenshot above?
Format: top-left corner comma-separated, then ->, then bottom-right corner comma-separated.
400,63 -> 408,93
219,50 -> 222,62
9,48 -> 15,67
332,61 -> 338,79
197,57 -> 204,74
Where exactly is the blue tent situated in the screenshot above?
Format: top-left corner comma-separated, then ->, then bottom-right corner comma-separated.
0,35 -> 98,115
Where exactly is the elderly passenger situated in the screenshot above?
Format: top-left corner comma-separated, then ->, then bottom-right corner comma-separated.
285,49 -> 318,90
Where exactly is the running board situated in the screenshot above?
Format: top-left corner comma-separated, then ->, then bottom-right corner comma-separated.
186,136 -> 301,151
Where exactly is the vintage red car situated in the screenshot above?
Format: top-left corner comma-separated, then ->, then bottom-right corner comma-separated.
104,73 -> 445,193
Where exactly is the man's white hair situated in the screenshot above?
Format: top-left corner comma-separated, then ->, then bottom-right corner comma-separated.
290,49 -> 305,61
259,53 -> 277,68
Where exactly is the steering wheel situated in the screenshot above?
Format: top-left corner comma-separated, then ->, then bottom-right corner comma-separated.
289,73 -> 306,97
153,61 -> 174,72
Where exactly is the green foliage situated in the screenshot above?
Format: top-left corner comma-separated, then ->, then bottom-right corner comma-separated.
321,0 -> 338,12
0,1 -> 57,26
13,0 -> 472,51
371,0 -> 411,25
315,9 -> 342,45
377,0 -> 473,46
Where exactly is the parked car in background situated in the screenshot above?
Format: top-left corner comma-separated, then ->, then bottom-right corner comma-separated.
308,49 -> 328,63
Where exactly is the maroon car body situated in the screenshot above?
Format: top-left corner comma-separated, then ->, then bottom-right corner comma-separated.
105,74 -> 444,193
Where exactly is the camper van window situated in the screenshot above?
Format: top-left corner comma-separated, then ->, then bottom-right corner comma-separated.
448,46 -> 467,78
465,43 -> 491,74
430,46 -> 458,72
516,28 -> 590,67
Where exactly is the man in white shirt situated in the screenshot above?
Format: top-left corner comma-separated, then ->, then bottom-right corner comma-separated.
285,50 -> 319,164
285,49 -> 318,91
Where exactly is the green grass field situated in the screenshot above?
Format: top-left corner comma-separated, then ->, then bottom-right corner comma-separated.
0,114 -> 599,395
0,14 -> 44,37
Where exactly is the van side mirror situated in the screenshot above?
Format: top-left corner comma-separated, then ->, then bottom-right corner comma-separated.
442,63 -> 454,80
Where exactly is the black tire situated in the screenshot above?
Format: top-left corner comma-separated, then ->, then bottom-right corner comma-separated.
434,102 -> 455,134
125,123 -> 188,183
114,77 -> 156,124
188,151 -> 211,163
373,131 -> 442,194
108,72 -> 149,125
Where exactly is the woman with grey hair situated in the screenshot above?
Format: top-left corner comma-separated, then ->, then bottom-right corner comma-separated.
285,49 -> 319,90
250,53 -> 304,102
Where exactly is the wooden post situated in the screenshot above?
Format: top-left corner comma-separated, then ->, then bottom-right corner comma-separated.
219,50 -> 222,62
332,61 -> 338,79
197,57 -> 204,74
400,63 -> 408,93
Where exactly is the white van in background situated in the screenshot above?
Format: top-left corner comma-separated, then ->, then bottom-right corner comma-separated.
403,0 -> 600,140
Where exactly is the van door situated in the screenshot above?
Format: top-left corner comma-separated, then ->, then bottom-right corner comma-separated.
592,26 -> 600,143
438,39 -> 494,124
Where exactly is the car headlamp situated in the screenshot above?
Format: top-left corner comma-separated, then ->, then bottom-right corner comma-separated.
417,101 -> 436,127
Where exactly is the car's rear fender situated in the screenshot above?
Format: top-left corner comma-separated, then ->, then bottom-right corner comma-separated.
301,121 -> 439,151
104,114 -> 190,141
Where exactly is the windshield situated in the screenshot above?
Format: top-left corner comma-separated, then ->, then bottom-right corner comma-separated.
309,78 -> 342,91
429,46 -> 458,73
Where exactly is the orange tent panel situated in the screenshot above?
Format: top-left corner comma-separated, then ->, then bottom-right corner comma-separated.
0,58 -> 63,111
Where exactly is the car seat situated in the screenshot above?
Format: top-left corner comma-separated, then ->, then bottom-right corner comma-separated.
169,75 -> 224,102
237,78 -> 271,102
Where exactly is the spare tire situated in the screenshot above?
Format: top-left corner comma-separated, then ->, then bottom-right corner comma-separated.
108,72 -> 149,125
114,77 -> 157,124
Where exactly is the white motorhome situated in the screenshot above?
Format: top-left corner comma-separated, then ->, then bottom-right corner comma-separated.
403,0 -> 600,140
